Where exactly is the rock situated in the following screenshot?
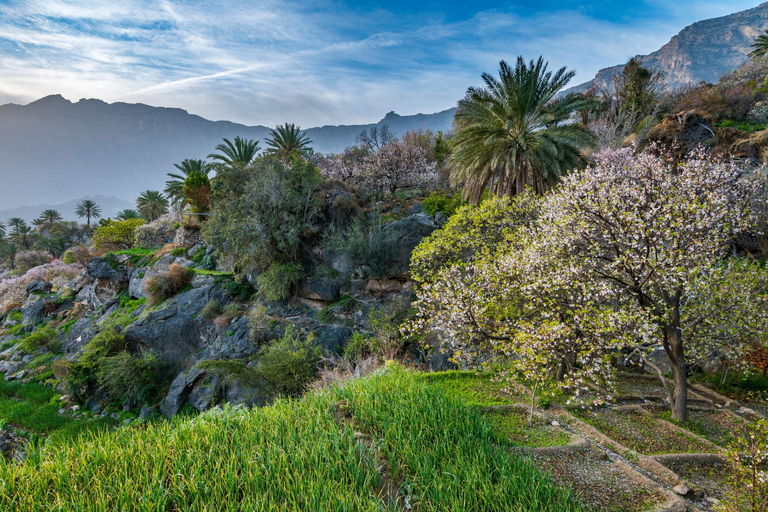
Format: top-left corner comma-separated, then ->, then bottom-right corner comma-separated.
705,497 -> 720,505
128,268 -> 146,300
188,374 -> 222,412
160,368 -> 205,418
325,250 -> 354,275
21,354 -> 34,364
70,405 -> 80,412
0,361 -> 20,375
87,257 -> 129,283
0,429 -> 26,462
21,295 -> 56,326
365,279 -> 402,295
673,484 -> 690,496
314,325 -> 353,354
62,317 -> 95,357
298,278 -> 340,302
110,412 -> 120,420
225,377 -> 270,407
385,213 -> 439,277
26,281 -> 53,295
551,421 -> 561,427
434,211 -> 446,225
139,404 -> 157,420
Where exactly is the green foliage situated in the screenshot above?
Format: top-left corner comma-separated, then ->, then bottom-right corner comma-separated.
256,325 -> 320,396
202,155 -> 322,276
421,190 -> 465,217
112,247 -> 156,264
92,219 -> 145,251
342,332 -> 379,363
57,318 -> 77,335
0,367 -> 585,511
136,190 -> 170,222
183,170 -> 212,215
61,250 -> 76,264
716,119 -> 767,132
256,262 -> 303,301
66,327 -> 126,402
20,325 -> 59,353
321,209 -> 396,277
265,123 -> 313,160
107,295 -> 146,329
170,247 -> 187,257
96,351 -> 167,403
214,274 -> 255,301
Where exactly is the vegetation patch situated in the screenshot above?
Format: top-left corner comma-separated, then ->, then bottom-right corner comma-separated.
482,408 -> 569,448
417,370 -> 526,406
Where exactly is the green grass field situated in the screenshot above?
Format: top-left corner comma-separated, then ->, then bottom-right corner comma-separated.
0,365 -> 586,511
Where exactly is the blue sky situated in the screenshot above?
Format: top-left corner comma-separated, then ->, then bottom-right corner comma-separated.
0,0 -> 760,127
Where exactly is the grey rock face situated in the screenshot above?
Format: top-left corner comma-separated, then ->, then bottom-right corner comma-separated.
160,368 -> 205,418
385,213 -> 438,277
298,278 -> 340,302
128,268 -> 146,300
188,374 -> 222,412
87,257 -> 128,283
61,317 -> 96,357
314,325 -> 353,354
21,295 -> 60,327
26,281 -> 52,295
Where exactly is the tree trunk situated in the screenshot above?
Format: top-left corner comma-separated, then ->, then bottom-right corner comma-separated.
664,314 -> 688,423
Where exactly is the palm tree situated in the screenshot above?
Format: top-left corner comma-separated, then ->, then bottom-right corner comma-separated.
36,236 -> 63,258
136,191 -> 170,222
10,224 -> 36,249
0,220 -> 5,238
75,200 -> 102,226
208,136 -> 260,167
750,30 -> 768,59
450,57 -> 594,205
7,218 -> 25,231
116,209 -> 141,221
0,243 -> 18,270
183,171 -> 212,217
165,159 -> 211,209
38,209 -> 63,228
265,123 -> 312,161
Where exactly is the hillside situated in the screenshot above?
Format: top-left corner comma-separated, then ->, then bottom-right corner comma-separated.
0,95 -> 454,210
0,195 -> 132,223
565,2 -> 768,94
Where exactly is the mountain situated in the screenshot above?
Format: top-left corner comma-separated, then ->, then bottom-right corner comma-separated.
0,95 -> 455,210
564,2 -> 768,94
0,195 -> 133,223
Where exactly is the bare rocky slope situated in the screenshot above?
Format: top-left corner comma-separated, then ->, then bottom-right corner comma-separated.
565,2 -> 768,94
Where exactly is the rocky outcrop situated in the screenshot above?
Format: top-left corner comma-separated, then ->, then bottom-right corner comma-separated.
386,213 -> 439,276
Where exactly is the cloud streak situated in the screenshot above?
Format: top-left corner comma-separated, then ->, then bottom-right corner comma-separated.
0,0 -> 760,127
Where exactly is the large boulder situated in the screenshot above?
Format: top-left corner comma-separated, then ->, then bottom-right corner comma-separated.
385,213 -> 438,277
188,374 -> 223,412
160,368 -> 205,417
61,316 -> 96,356
314,325 -> 353,354
86,257 -> 129,284
298,278 -> 340,302
128,268 -> 146,300
26,281 -> 52,295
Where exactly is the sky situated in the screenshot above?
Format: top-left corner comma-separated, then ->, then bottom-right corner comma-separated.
0,0 -> 761,127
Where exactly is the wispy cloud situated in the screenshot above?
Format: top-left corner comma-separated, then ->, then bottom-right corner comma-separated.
0,0 -> 760,126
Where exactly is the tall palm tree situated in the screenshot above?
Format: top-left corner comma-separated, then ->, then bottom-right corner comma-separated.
75,200 -> 102,226
136,190 -> 170,222
265,123 -> 312,161
36,236 -> 63,258
450,57 -> 594,205
7,218 -> 25,231
0,243 -> 18,270
116,209 -> 141,221
750,30 -> 768,59
208,136 -> 260,167
10,224 -> 36,249
38,209 -> 63,228
0,220 -> 5,238
165,159 -> 211,209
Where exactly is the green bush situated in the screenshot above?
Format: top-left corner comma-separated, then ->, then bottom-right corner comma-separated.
214,274 -> 255,301
256,263 -> 303,301
66,327 -> 126,402
257,325 -> 320,396
20,325 -> 59,353
421,190 -> 466,217
96,350 -> 166,403
321,210 -> 396,277
61,250 -> 76,264
343,332 -> 379,363
92,219 -> 145,251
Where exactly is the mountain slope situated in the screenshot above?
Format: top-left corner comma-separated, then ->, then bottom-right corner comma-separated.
0,195 -> 132,223
0,95 -> 455,210
565,2 -> 768,94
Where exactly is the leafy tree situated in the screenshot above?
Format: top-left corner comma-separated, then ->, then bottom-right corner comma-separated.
116,209 -> 141,221
208,136 -> 260,167
183,170 -> 212,216
265,123 -> 313,161
75,200 -> 102,226
0,243 -> 17,269
92,219 -> 145,250
165,159 -> 211,210
136,191 -> 170,222
749,29 -> 768,60
35,236 -> 64,257
202,155 -> 322,277
38,209 -> 63,227
450,57 -> 594,204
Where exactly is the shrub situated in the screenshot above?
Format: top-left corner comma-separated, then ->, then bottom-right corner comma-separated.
256,325 -> 320,396
96,351 -> 166,403
92,219 -> 145,251
246,304 -> 273,343
66,327 -> 126,401
15,250 -> 53,273
200,300 -> 223,322
20,325 -> 59,353
132,213 -> 179,248
144,263 -> 193,306
321,210 -> 396,277
214,274 -> 255,301
61,246 -> 93,266
256,262 -> 303,301
421,191 -> 466,218
0,261 -> 83,312
343,332 -> 380,363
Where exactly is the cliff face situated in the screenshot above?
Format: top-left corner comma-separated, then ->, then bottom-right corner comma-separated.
566,2 -> 768,93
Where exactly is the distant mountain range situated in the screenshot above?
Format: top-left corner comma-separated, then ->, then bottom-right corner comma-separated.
564,2 -> 768,94
0,95 -> 455,210
0,195 -> 132,224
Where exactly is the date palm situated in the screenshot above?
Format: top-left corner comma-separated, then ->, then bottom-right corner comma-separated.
0,220 -> 5,237
208,136 -> 260,167
136,190 -> 169,222
749,29 -> 768,59
165,159 -> 211,209
7,218 -> 25,231
36,236 -> 63,257
75,200 -> 102,226
0,243 -> 18,269
450,56 -> 594,204
265,123 -> 313,161
116,209 -> 141,221
10,224 -> 36,249
38,209 -> 63,228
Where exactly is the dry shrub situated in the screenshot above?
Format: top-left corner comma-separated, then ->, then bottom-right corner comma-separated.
152,243 -> 179,260
0,261 -> 83,312
200,300 -> 222,322
2,302 -> 22,315
144,263 -> 192,306
133,213 -> 180,248
16,250 -> 53,273
307,356 -> 355,392
62,246 -> 94,266
214,315 -> 233,332
213,304 -> 244,332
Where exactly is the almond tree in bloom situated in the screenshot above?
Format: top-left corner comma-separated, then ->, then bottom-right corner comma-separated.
409,148 -> 768,423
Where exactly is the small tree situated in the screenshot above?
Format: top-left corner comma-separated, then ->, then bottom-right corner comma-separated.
183,170 -> 212,217
75,200 -> 102,227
